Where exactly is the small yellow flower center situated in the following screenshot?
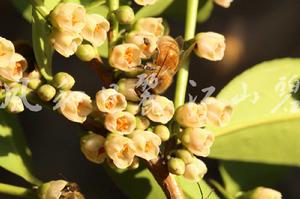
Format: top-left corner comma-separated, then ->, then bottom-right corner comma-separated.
105,96 -> 117,109
95,24 -> 102,32
77,101 -> 91,117
145,141 -> 154,153
13,62 -> 22,75
72,15 -> 80,26
117,144 -> 129,159
124,48 -> 134,64
116,116 -> 129,131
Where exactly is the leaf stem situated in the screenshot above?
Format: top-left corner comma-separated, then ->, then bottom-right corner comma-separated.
108,0 -> 120,49
29,0 -> 49,18
0,183 -> 37,199
174,0 -> 199,108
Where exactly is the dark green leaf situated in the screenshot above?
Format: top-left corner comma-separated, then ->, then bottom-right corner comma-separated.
208,58 -> 300,166
0,111 -> 40,185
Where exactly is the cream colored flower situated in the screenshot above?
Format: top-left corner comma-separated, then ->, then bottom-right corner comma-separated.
117,78 -> 140,102
105,134 -> 136,169
126,31 -> 158,59
250,187 -> 282,199
104,111 -> 136,135
0,53 -> 27,82
0,37 -> 14,68
129,130 -> 161,161
135,17 -> 164,37
50,2 -> 86,33
134,0 -> 158,6
214,0 -> 233,8
142,95 -> 174,124
183,158 -> 207,181
109,44 -> 142,72
81,14 -> 110,47
203,97 -> 233,127
80,132 -> 106,164
194,32 -> 226,61
175,102 -> 207,128
180,128 -> 215,157
50,30 -> 83,58
56,91 -> 92,123
96,88 -> 127,114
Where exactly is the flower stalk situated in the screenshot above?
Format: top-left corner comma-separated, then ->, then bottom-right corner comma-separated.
0,183 -> 36,199
108,0 -> 120,48
174,0 -> 199,108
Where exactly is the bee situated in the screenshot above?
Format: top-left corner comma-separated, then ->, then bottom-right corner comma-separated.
136,35 -> 196,95
60,182 -> 85,199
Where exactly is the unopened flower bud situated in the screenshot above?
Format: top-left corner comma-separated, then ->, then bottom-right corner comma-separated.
125,31 -> 157,59
117,78 -> 140,102
126,102 -> 140,115
80,132 -> 106,164
38,180 -> 85,199
96,88 -> 127,114
168,157 -> 185,175
134,0 -> 158,6
109,43 -> 142,72
203,97 -> 233,127
180,128 -> 214,157
37,84 -> 56,102
135,17 -> 164,37
52,72 -> 75,90
26,70 -> 42,90
6,95 -> 24,113
115,6 -> 135,25
194,32 -> 226,61
50,2 -> 86,33
57,91 -> 92,123
129,130 -> 161,161
245,187 -> 282,199
104,111 -> 136,135
81,14 -> 110,47
214,0 -> 233,8
153,125 -> 170,141
50,30 -> 83,58
142,95 -> 174,124
76,44 -> 98,61
135,116 -> 150,130
183,158 -> 207,181
0,37 -> 15,68
128,157 -> 140,170
175,102 -> 207,128
105,134 -> 136,169
175,149 -> 193,164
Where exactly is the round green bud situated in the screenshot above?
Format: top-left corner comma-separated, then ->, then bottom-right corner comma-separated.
37,84 -> 56,102
6,95 -> 24,113
136,116 -> 150,130
115,6 -> 135,25
175,149 -> 193,164
168,157 -> 185,175
154,125 -> 170,141
76,44 -> 98,62
126,102 -> 140,115
52,72 -> 75,90
28,78 -> 42,90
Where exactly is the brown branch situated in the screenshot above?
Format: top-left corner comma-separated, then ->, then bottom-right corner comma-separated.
146,158 -> 185,199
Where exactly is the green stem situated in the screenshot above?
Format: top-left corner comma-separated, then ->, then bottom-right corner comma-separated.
0,183 -> 36,199
108,0 -> 120,49
174,0 -> 199,108
29,0 -> 50,18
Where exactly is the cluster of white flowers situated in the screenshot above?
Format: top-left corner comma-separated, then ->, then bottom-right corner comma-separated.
49,2 -> 110,57
80,87 -> 176,169
167,97 -> 232,181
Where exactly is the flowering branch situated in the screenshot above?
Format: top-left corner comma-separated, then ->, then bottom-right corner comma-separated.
174,0 -> 199,108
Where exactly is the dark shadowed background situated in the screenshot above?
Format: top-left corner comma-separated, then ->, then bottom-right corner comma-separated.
0,0 -> 300,198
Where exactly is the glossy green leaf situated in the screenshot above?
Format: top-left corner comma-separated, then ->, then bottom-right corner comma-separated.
219,161 -> 290,197
208,58 -> 300,166
135,0 -> 174,21
0,111 -> 40,185
197,0 -> 214,23
105,164 -> 218,199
